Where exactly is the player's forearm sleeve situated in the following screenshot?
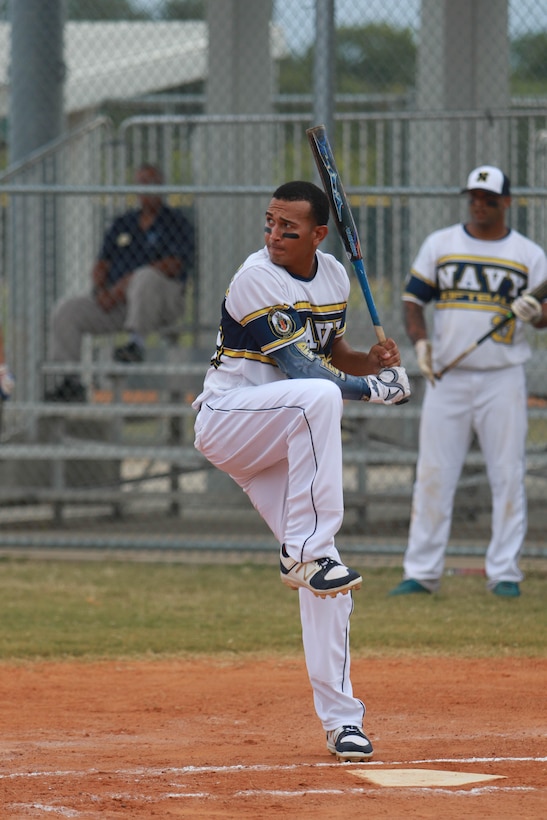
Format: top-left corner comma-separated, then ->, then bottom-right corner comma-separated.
270,342 -> 371,401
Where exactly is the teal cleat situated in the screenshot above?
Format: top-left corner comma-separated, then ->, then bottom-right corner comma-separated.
492,581 -> 520,597
388,578 -> 431,596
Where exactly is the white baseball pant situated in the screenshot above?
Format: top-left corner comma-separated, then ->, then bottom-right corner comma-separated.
194,378 -> 365,729
404,365 -> 527,588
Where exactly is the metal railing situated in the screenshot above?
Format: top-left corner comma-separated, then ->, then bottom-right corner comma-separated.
0,109 -> 545,549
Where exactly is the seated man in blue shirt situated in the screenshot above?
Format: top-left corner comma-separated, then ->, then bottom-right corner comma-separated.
46,164 -> 194,402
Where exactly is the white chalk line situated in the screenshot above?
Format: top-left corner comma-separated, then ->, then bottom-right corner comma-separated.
5,755 -> 546,815
9,807 -> 81,818
2,755 -> 546,781
8,784 -> 542,817
234,785 -> 537,798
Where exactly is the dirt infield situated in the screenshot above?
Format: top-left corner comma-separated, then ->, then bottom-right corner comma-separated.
0,655 -> 545,818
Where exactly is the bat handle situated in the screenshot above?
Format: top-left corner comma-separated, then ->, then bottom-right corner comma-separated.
374,326 -> 387,344
434,309 -> 515,380
351,259 -> 386,342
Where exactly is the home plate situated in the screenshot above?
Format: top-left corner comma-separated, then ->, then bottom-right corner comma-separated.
350,769 -> 506,788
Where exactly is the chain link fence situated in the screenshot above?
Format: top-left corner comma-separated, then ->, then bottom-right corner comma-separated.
0,0 -> 545,552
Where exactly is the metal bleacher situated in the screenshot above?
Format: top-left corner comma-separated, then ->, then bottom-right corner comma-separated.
0,345 -> 545,539
0,332 -> 214,523
0,112 -> 546,544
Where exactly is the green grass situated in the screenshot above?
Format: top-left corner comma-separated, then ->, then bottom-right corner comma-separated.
0,558 -> 545,661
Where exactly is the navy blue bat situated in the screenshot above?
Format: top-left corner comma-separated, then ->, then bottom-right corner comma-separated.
307,124 -> 386,343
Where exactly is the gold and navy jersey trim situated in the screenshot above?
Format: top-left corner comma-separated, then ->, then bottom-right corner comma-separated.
240,303 -> 289,326
436,298 -> 511,313
213,295 -> 347,371
217,347 -> 280,366
240,299 -> 347,326
261,326 -> 306,353
436,253 -> 529,275
405,254 -> 530,307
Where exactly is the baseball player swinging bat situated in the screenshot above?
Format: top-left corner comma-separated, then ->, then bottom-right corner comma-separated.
306,124 -> 387,344
435,277 -> 547,379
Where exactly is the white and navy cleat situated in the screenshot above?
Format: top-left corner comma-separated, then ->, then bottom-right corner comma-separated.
280,545 -> 362,598
326,725 -> 374,762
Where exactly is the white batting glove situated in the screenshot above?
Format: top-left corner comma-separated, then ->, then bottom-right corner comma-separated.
365,366 -> 411,405
415,339 -> 435,386
511,293 -> 542,324
0,365 -> 14,400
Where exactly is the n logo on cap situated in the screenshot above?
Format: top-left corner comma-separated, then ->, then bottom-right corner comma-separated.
477,171 -> 488,182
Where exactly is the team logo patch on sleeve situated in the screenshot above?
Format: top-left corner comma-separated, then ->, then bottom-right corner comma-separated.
268,308 -> 296,338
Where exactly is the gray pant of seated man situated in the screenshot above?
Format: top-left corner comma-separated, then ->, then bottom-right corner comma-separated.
50,266 -> 186,362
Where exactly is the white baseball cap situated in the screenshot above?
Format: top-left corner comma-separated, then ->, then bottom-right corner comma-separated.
462,165 -> 511,196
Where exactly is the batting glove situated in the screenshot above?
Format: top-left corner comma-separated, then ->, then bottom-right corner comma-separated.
0,364 -> 14,400
511,293 -> 542,324
365,366 -> 411,405
415,339 -> 435,386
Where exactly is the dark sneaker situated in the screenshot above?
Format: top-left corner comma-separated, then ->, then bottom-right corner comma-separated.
492,581 -> 520,597
326,725 -> 374,762
113,341 -> 145,363
279,544 -> 362,598
45,377 -> 86,403
388,578 -> 431,596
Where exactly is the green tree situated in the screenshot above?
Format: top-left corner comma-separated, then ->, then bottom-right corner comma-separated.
336,23 -> 416,93
163,0 -> 205,19
278,23 -> 416,99
511,31 -> 547,96
278,53 -> 313,96
511,32 -> 547,80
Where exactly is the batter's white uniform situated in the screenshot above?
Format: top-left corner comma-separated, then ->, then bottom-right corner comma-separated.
193,247 -> 365,730
403,224 -> 547,589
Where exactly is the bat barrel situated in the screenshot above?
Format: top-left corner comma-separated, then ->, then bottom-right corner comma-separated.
307,125 -> 386,344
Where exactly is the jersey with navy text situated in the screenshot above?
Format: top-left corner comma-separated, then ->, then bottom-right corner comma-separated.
403,224 -> 547,370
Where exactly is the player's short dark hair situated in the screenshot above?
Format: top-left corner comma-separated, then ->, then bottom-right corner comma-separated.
272,181 -> 330,226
